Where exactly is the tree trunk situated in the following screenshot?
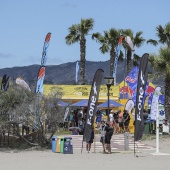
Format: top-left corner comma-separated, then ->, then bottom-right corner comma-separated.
110,47 -> 116,84
126,49 -> 132,75
164,79 -> 170,122
80,37 -> 86,85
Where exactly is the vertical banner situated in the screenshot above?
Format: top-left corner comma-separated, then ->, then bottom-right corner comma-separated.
134,53 -> 149,141
64,107 -> 70,122
36,66 -> 45,94
1,74 -> 10,91
76,61 -> 79,83
36,33 -> 51,94
83,69 -> 104,142
150,86 -> 161,120
41,32 -> 51,66
113,35 -> 123,84
125,99 -> 135,113
16,77 -> 31,91
125,36 -> 135,51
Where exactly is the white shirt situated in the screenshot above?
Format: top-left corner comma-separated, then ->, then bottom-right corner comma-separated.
109,113 -> 113,121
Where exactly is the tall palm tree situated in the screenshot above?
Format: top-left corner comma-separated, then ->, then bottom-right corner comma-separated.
122,29 -> 145,74
92,28 -> 122,80
65,18 -> 94,84
147,22 -> 170,48
149,47 -> 170,122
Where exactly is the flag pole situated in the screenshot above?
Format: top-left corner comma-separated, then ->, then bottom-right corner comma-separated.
134,121 -> 136,157
156,100 -> 159,153
123,48 -> 127,99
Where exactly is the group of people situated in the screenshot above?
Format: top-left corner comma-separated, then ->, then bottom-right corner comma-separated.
67,108 -> 131,154
108,109 -> 131,133
67,107 -> 87,134
86,120 -> 114,154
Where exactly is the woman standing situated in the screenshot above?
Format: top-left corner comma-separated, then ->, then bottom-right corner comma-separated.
98,120 -> 106,153
105,121 -> 113,154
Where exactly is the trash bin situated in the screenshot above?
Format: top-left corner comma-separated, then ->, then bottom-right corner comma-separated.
149,122 -> 156,134
60,136 -> 64,153
63,137 -> 73,154
56,136 -> 61,153
52,136 -> 57,153
124,132 -> 129,151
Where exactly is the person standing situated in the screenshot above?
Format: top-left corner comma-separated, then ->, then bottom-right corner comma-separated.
113,111 -> 119,134
123,110 -> 130,132
96,110 -> 102,128
105,121 -> 113,154
86,128 -> 94,153
109,110 -> 114,127
118,110 -> 124,133
98,120 -> 106,154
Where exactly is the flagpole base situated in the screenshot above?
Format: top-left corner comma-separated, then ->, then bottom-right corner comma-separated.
151,152 -> 170,156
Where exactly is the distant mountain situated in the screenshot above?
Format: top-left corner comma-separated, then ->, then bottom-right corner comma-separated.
0,60 -> 162,88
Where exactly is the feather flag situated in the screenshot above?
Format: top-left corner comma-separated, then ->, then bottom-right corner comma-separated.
134,53 -> 149,141
125,99 -> 135,113
16,77 -> 31,91
150,86 -> 162,120
1,74 -> 10,91
36,33 -> 51,94
36,66 -> 45,94
125,36 -> 135,51
41,32 -> 51,66
76,61 -> 79,83
83,69 -> 104,142
113,35 -> 123,84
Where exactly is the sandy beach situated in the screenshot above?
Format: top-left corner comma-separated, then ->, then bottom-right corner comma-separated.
0,135 -> 170,170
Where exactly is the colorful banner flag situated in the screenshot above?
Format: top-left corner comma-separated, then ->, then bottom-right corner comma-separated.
150,86 -> 161,120
64,107 -> 70,122
1,74 -> 10,91
36,33 -> 51,94
83,69 -> 104,142
113,35 -> 123,84
134,53 -> 149,141
76,61 -> 79,83
41,32 -> 51,66
125,66 -> 139,101
125,99 -> 135,113
36,66 -> 45,94
16,77 -> 31,91
125,36 -> 135,51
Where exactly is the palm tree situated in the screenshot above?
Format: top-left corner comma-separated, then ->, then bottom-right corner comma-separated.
147,22 -> 170,48
92,28 -> 122,80
122,29 -> 145,74
149,47 -> 170,122
65,18 -> 94,84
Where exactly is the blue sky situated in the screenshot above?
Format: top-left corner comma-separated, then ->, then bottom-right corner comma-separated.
0,0 -> 169,69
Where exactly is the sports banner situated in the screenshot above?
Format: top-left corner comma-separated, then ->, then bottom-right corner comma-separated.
113,35 -> 123,84
64,107 -> 70,122
134,53 -> 149,141
150,86 -> 161,120
36,66 -> 45,94
125,99 -> 135,113
41,32 -> 51,66
83,69 -> 104,142
16,77 -> 31,91
76,61 -> 79,83
1,74 -> 10,91
125,36 -> 135,51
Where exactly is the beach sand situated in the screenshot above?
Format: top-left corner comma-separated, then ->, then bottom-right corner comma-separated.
0,135 -> 170,170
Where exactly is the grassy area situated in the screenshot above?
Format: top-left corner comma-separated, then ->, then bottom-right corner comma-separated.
54,128 -> 72,135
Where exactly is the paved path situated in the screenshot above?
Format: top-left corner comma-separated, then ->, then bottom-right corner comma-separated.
64,134 -> 155,152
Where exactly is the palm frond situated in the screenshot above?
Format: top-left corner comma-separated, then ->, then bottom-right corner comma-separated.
147,39 -> 158,46
156,25 -> 167,44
